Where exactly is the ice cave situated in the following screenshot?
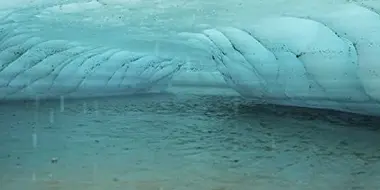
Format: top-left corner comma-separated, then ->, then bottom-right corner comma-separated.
1,0 -> 380,189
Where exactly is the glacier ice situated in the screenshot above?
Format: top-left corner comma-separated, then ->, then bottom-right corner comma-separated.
1,1 -> 380,116
0,20 -> 184,99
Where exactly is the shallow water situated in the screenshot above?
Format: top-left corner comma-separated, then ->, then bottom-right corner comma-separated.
1,94 -> 380,190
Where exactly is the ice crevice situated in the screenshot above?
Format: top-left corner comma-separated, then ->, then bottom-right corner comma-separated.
1,2 -> 380,116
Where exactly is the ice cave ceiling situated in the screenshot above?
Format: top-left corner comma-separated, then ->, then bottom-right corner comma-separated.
1,0 -> 380,116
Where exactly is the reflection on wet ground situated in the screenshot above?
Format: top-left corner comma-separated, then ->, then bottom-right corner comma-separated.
1,94 -> 380,190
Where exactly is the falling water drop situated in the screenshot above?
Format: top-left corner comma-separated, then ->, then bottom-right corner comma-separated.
48,173 -> 53,179
32,96 -> 39,184
154,42 -> 160,56
49,108 -> 54,124
32,133 -> 37,148
191,13 -> 196,30
34,96 -> 40,108
94,100 -> 99,116
92,162 -> 98,182
34,96 -> 40,122
271,139 -> 277,149
60,96 -> 65,112
83,101 -> 87,114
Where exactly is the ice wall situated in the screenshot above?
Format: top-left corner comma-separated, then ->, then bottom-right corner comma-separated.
1,0 -> 380,115
179,3 -> 380,116
0,20 -> 184,99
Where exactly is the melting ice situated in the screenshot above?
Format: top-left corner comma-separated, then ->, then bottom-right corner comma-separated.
1,0 -> 380,190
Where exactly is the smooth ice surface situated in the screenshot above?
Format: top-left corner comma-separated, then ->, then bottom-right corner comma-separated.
1,0 -> 380,115
1,94 -> 380,190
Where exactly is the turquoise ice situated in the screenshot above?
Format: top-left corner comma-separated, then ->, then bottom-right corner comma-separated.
1,1 -> 380,115
2,1 -> 380,190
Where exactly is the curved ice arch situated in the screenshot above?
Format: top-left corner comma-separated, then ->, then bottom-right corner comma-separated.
184,13 -> 380,115
0,22 -> 184,100
310,4 -> 380,102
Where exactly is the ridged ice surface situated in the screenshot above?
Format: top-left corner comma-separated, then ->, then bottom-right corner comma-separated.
2,1 -> 380,190
1,1 -> 380,115
0,21 -> 185,99
180,4 -> 380,116
1,94 -> 380,190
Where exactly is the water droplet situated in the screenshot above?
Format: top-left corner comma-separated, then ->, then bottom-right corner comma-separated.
34,96 -> 40,108
154,42 -> 160,56
49,108 -> 54,123
60,96 -> 65,112
94,101 -> 99,116
32,133 -> 37,148
51,157 -> 58,164
83,101 -> 87,114
92,162 -> 98,180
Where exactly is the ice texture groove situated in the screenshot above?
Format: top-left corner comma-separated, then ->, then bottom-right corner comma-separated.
181,4 -> 380,116
1,2 -> 380,116
0,21 -> 184,100
310,4 -> 380,102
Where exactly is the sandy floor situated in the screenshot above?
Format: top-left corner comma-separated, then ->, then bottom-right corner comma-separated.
1,94 -> 380,190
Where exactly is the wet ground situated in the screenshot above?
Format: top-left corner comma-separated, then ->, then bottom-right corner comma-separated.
1,94 -> 380,190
